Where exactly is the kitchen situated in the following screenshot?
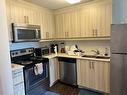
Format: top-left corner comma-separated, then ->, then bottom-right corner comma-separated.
0,0 -> 126,95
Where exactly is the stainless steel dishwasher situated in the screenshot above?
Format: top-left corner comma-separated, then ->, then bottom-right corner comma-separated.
58,57 -> 77,85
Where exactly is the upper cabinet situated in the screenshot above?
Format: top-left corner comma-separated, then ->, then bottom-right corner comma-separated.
6,0 -> 55,40
54,0 -> 112,39
55,9 -> 80,38
40,12 -> 55,39
6,0 -> 111,40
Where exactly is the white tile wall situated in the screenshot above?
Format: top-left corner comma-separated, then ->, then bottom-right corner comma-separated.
64,40 -> 110,56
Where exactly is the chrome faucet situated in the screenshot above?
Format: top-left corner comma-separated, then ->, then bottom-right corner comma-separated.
91,49 -> 100,55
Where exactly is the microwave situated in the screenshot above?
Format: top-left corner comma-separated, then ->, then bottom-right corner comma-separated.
12,23 -> 41,42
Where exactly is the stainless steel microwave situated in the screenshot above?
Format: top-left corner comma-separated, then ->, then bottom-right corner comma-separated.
12,23 -> 41,42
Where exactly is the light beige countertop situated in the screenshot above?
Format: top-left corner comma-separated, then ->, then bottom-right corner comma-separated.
11,63 -> 24,71
43,53 -> 110,62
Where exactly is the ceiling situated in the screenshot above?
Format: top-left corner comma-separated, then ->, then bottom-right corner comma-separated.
24,0 -> 94,10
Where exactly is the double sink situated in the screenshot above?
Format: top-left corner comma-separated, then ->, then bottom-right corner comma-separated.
82,55 -> 110,59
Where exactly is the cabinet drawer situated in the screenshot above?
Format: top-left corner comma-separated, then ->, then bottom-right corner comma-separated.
13,74 -> 24,85
14,83 -> 25,95
12,69 -> 24,85
12,69 -> 23,77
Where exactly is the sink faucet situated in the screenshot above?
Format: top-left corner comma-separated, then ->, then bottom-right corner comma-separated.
91,49 -> 100,55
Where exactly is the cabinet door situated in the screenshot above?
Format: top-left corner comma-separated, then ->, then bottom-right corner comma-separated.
55,9 -> 80,38
65,10 -> 80,38
92,61 -> 110,93
49,58 -> 59,87
27,9 -> 41,25
95,2 -> 111,37
41,12 -> 55,39
79,7 -> 92,37
77,59 -> 91,88
55,14 -> 65,38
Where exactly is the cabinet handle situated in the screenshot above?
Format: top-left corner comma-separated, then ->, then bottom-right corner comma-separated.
92,62 -> 94,69
89,61 -> 91,69
92,29 -> 94,37
67,32 -> 69,38
27,16 -> 29,24
24,16 -> 27,23
65,32 -> 67,38
95,29 -> 98,37
48,32 -> 49,38
46,32 -> 48,38
46,32 -> 49,38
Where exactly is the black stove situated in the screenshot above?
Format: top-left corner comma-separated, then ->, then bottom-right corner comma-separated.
10,48 -> 49,95
11,48 -> 48,66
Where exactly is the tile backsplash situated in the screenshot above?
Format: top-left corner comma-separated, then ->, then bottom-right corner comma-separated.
64,40 -> 110,56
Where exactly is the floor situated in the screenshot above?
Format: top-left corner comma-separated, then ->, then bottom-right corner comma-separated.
49,82 -> 79,95
49,82 -> 104,95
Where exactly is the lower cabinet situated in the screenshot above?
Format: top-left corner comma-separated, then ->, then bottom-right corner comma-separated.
49,58 -> 59,87
12,68 -> 25,95
77,59 -> 110,93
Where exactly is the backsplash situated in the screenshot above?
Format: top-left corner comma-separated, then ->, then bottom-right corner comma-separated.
63,40 -> 110,56
10,42 -> 40,50
9,40 -> 110,56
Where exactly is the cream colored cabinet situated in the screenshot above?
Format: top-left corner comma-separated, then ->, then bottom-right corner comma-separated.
79,1 -> 112,37
55,14 -> 65,38
6,0 -> 13,41
7,0 -> 55,40
49,58 -> 59,87
55,0 -> 111,38
10,1 -> 41,25
55,9 -> 80,38
77,59 -> 110,93
41,12 -> 55,39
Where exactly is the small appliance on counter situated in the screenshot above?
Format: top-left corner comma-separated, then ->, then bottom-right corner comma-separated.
67,45 -> 84,56
50,44 -> 58,53
34,47 -> 49,56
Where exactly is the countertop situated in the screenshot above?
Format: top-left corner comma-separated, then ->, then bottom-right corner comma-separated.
11,63 -> 24,71
43,53 -> 110,62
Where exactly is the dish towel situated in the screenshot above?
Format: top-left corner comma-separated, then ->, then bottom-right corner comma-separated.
34,63 -> 43,75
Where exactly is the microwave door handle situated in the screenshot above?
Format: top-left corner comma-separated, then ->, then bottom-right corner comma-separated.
36,29 -> 39,39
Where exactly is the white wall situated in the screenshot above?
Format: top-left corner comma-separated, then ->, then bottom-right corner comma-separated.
112,0 -> 127,24
0,0 -> 14,95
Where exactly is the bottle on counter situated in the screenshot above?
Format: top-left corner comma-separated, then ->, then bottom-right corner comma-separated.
60,43 -> 65,53
54,45 -> 58,54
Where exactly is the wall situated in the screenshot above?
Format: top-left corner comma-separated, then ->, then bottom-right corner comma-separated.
64,40 -> 110,56
10,42 -> 40,50
112,0 -> 127,24
0,0 -> 14,94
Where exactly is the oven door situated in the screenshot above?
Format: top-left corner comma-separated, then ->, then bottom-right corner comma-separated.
24,62 -> 49,92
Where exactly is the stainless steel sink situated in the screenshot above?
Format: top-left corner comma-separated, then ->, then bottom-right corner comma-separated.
82,55 -> 110,59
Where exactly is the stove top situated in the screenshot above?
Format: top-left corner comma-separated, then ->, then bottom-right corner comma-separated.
11,48 -> 49,66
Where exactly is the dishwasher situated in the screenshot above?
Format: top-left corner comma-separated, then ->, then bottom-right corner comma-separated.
58,57 -> 77,85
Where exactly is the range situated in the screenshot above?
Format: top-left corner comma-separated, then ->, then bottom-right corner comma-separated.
10,48 -> 49,95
